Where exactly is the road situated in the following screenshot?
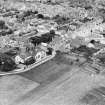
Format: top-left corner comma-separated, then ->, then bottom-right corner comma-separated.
0,53 -> 105,105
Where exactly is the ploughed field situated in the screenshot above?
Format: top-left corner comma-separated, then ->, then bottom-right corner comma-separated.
0,53 -> 105,105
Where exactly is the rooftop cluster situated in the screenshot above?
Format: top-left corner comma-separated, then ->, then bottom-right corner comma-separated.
0,0 -> 105,73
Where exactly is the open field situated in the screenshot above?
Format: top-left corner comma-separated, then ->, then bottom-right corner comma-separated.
0,54 -> 105,105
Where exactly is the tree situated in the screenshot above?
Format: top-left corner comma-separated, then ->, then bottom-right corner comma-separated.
71,45 -> 98,59
37,14 -> 44,19
0,20 -> 5,29
0,53 -> 17,72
